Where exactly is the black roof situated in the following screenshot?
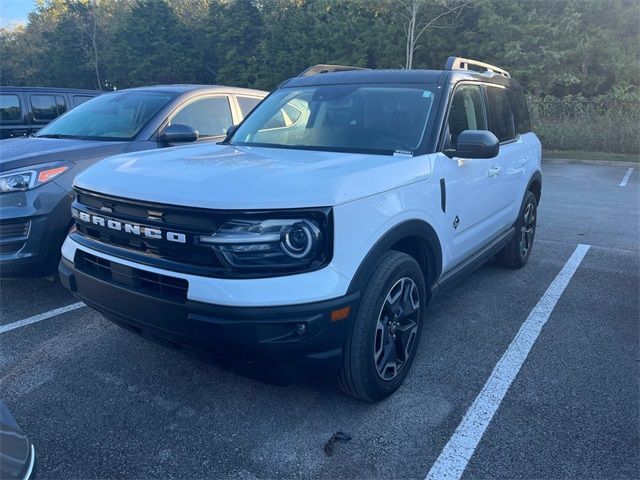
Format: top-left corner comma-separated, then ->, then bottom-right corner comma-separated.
284,69 -> 446,87
282,68 -> 521,90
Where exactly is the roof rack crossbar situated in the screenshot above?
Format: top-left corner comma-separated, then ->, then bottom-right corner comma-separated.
445,56 -> 510,78
298,64 -> 370,77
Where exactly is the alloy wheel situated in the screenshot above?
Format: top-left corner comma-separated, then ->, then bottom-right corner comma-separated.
520,202 -> 536,258
373,277 -> 420,380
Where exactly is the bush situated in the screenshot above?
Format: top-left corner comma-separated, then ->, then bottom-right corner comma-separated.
528,92 -> 640,154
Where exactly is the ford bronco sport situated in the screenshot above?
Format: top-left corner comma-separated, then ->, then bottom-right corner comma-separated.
59,58 -> 542,401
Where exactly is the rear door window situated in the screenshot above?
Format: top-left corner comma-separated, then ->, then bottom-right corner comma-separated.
236,96 -> 262,118
0,94 -> 22,122
30,94 -> 67,122
485,86 -> 516,142
170,96 -> 233,137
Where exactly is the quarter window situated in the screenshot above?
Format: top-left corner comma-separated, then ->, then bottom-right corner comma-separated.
0,94 -> 21,122
446,84 -> 486,148
170,97 -> 233,137
73,95 -> 95,107
236,96 -> 262,118
486,87 -> 516,142
30,95 -> 67,122
506,89 -> 531,134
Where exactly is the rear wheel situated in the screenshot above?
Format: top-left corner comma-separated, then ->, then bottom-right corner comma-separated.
495,190 -> 537,269
338,251 -> 426,401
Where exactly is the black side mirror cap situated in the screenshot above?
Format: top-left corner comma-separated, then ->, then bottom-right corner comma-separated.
159,123 -> 198,143
445,130 -> 500,159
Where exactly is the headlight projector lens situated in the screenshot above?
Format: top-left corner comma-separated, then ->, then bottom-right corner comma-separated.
282,223 -> 313,258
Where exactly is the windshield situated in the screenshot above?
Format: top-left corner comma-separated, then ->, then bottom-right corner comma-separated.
36,91 -> 176,141
230,84 -> 437,155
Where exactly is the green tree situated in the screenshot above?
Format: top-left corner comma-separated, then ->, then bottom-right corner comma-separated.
0,26 -> 28,85
37,6 -> 98,88
255,0 -> 402,90
108,0 -> 203,88
1,0 -> 637,98
204,0 -> 264,88
440,0 -> 640,97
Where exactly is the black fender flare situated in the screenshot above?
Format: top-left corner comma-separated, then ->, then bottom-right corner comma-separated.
346,219 -> 442,295
526,170 -> 542,204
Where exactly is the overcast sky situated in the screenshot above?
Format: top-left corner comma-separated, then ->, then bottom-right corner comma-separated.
1,0 -> 37,27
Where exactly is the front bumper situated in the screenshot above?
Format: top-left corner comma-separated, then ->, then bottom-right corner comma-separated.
0,180 -> 72,276
59,255 -> 359,380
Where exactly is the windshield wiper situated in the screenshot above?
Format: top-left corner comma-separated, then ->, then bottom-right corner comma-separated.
37,133 -> 123,141
36,134 -> 73,139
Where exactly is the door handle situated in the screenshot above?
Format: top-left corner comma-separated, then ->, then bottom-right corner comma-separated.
487,166 -> 502,177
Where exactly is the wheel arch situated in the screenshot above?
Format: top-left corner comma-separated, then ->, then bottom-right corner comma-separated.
347,219 -> 442,295
527,170 -> 542,205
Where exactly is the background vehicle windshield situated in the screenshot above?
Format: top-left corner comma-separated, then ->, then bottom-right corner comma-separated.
231,84 -> 437,155
35,91 -> 176,141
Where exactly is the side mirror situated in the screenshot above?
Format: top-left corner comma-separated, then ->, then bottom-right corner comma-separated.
445,130 -> 500,159
159,124 -> 198,143
220,125 -> 238,144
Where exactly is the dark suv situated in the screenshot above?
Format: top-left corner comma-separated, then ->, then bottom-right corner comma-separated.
0,84 -> 267,276
0,87 -> 101,139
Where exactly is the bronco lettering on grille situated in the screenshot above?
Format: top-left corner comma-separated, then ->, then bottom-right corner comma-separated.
72,208 -> 186,243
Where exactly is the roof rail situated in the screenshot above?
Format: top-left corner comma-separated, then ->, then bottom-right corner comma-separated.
298,64 -> 369,77
445,56 -> 510,78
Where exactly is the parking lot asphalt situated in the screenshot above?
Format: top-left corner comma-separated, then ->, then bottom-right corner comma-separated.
0,161 -> 638,479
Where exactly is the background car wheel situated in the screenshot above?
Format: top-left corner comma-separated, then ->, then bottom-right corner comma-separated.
495,190 -> 538,269
338,251 -> 427,401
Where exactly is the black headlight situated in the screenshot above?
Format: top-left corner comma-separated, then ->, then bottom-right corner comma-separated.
199,209 -> 332,274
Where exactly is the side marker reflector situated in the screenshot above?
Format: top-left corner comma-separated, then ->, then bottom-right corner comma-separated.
331,306 -> 351,322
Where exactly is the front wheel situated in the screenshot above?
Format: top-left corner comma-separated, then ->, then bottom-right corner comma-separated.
338,251 -> 427,401
495,190 -> 537,269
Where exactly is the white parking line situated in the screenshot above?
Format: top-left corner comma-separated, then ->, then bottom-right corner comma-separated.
0,302 -> 85,334
619,167 -> 633,187
425,244 -> 591,480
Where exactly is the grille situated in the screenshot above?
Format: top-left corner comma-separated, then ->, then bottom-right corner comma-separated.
0,219 -> 30,239
75,250 -> 188,302
73,189 -> 225,272
76,190 -> 217,230
0,219 -> 30,255
72,188 -> 332,278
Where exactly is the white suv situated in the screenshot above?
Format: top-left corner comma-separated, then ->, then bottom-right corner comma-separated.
59,58 -> 542,401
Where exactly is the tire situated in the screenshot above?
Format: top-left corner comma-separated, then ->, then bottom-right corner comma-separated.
338,251 -> 427,401
495,190 -> 537,269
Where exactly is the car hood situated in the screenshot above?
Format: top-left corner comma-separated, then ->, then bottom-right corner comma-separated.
0,137 -> 128,172
74,143 -> 433,209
